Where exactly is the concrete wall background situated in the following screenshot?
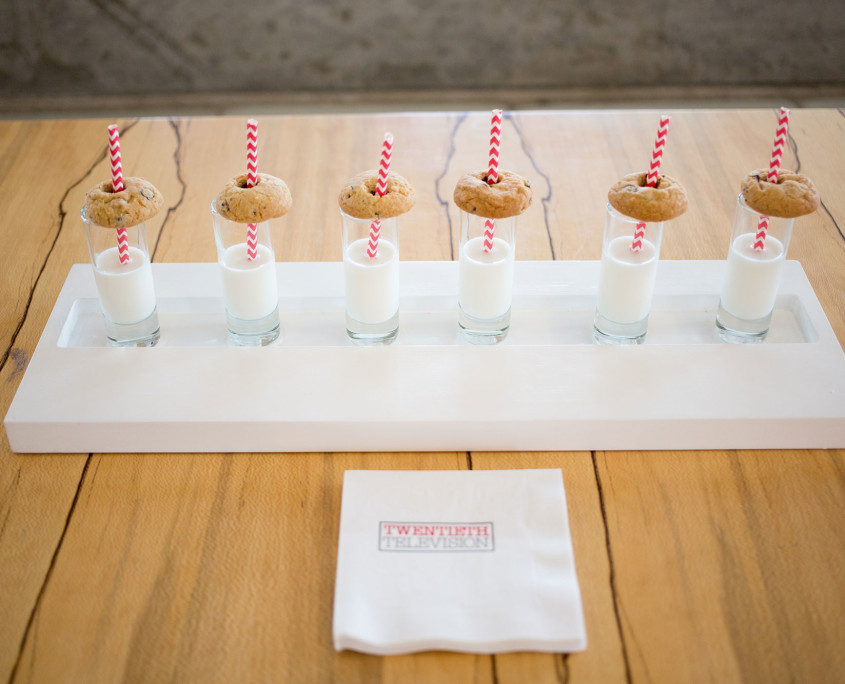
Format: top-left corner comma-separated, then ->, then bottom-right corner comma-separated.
1,0 -> 843,100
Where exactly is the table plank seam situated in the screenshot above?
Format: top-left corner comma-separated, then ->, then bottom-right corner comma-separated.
787,109 -> 844,246
819,199 -> 845,244
433,112 -> 467,261
556,653 -> 570,683
6,454 -> 92,684
0,120 -> 138,378
149,119 -> 186,263
509,112 -> 557,261
591,450 -> 634,684
0,468 -> 20,543
785,109 -> 802,175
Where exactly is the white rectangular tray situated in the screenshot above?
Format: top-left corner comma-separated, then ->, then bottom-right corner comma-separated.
6,260 -> 845,453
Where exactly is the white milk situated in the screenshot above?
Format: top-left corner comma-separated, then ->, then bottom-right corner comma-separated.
344,238 -> 399,323
596,236 -> 659,323
93,246 -> 157,324
459,236 -> 514,320
720,233 -> 785,320
220,243 -> 278,320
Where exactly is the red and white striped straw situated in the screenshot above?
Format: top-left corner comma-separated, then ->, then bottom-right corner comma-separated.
768,107 -> 790,184
488,109 -> 502,184
754,107 -> 790,252
484,109 -> 503,253
246,119 -> 259,261
632,115 -> 670,252
376,132 -> 393,196
367,133 -> 393,258
646,115 -> 671,188
107,124 -> 130,264
632,222 -> 646,252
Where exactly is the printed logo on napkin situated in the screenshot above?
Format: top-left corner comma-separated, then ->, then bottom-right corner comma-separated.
378,522 -> 495,552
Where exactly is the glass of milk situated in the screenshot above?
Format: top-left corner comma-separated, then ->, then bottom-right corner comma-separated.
457,211 -> 517,344
211,203 -> 281,346
593,204 -> 665,344
340,210 -> 400,345
715,195 -> 795,343
81,208 -> 160,347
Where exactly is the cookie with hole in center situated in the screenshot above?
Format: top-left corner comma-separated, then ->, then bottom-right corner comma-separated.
214,172 -> 292,223
338,170 -> 415,220
607,172 -> 688,223
453,170 -> 532,219
84,176 -> 164,228
741,169 -> 820,218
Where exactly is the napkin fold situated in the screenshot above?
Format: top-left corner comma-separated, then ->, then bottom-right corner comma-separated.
333,469 -> 587,655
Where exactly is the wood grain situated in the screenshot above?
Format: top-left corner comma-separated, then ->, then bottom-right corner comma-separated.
0,111 -> 843,683
594,449 -> 845,683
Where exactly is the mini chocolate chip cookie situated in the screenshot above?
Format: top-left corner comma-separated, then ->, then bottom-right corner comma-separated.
453,170 -> 532,219
338,170 -> 415,220
741,169 -> 820,219
214,172 -> 292,223
607,172 -> 688,222
83,176 -> 163,228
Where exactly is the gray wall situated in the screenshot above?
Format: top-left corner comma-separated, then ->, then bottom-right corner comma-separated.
2,0 -> 843,99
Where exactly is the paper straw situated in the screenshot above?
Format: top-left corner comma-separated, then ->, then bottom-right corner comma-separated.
376,132 -> 393,196
768,107 -> 790,184
632,115 -> 670,252
107,124 -> 130,265
368,133 -> 393,258
488,109 -> 502,184
646,115 -> 671,188
246,119 -> 259,261
484,109 -> 503,253
632,222 -> 646,252
754,107 -> 790,252
366,219 -> 382,259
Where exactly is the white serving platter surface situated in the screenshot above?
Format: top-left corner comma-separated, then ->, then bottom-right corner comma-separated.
5,260 -> 845,453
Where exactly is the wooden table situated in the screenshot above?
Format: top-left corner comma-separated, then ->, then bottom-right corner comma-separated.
1,110 -> 844,683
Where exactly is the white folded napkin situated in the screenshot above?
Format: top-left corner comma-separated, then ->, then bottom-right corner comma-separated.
333,469 -> 586,655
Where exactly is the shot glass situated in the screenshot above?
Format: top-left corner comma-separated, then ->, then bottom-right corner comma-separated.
81,208 -> 160,347
211,202 -> 280,346
457,211 -> 516,344
340,210 -> 400,345
715,195 -> 795,343
593,203 -> 665,344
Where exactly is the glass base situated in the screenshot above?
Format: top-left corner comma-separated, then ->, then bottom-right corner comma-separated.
593,311 -> 648,345
346,310 -> 398,346
104,309 -> 160,347
226,307 -> 281,347
715,302 -> 771,344
458,306 -> 510,345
